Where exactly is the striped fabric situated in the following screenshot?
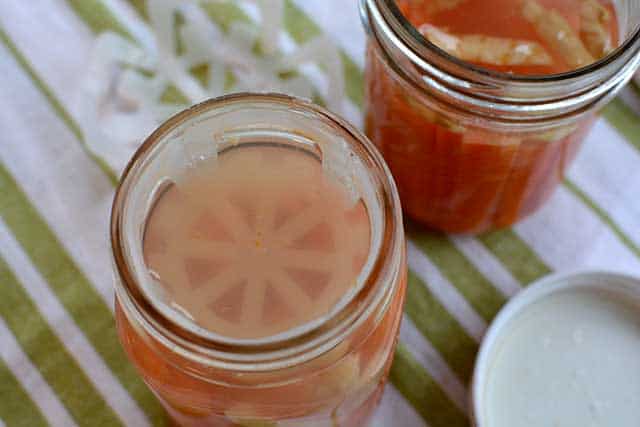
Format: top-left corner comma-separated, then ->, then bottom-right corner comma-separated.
1,1 -> 639,426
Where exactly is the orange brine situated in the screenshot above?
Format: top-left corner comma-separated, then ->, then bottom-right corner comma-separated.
400,0 -> 617,75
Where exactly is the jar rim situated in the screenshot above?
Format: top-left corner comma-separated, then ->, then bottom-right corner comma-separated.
110,93 -> 405,371
362,0 -> 640,124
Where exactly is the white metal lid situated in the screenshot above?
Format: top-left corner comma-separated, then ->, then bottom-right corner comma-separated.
472,271 -> 640,427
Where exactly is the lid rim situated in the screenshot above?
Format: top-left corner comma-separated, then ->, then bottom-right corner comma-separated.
471,270 -> 640,426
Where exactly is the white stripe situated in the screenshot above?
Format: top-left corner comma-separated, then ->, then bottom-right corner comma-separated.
291,0 -> 366,68
0,319 -> 77,427
407,241 -> 487,342
400,320 -> 469,413
0,41 -> 115,308
516,185 -> 640,277
237,1 -> 260,21
5,0 -> 151,124
451,237 -> 522,297
568,120 -> 640,249
372,385 -> 429,427
1,0 -> 95,113
0,220 -> 151,427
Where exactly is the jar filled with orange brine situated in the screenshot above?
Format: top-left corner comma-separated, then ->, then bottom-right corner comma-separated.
110,94 -> 407,427
361,0 -> 640,233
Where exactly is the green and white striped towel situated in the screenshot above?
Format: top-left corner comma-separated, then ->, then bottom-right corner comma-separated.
1,1 -> 639,426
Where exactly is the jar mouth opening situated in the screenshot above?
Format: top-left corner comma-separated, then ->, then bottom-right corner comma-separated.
111,93 -> 405,370
377,0 -> 640,83
363,0 -> 640,124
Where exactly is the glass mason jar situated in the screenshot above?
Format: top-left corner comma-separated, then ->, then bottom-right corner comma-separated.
110,94 -> 407,427
361,0 -> 640,234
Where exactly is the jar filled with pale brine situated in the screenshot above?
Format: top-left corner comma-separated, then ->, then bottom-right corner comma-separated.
361,0 -> 640,233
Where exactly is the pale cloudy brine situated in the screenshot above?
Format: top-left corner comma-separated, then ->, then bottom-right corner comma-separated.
143,146 -> 371,339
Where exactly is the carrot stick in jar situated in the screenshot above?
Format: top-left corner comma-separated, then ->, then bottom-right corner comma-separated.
516,141 -> 566,221
448,132 -> 520,233
491,142 -> 545,227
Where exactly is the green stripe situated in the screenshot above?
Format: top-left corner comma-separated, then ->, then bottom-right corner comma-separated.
66,0 -> 133,39
410,232 -> 506,321
0,359 -> 49,427
128,0 -> 148,20
0,256 -> 123,427
405,271 -> 478,383
565,179 -> 640,259
283,0 -> 364,107
478,229 -> 551,285
0,29 -> 118,185
0,165 -> 167,426
282,0 -> 321,41
631,79 -> 640,97
391,344 -> 469,427
200,1 -> 252,31
602,99 -> 640,153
